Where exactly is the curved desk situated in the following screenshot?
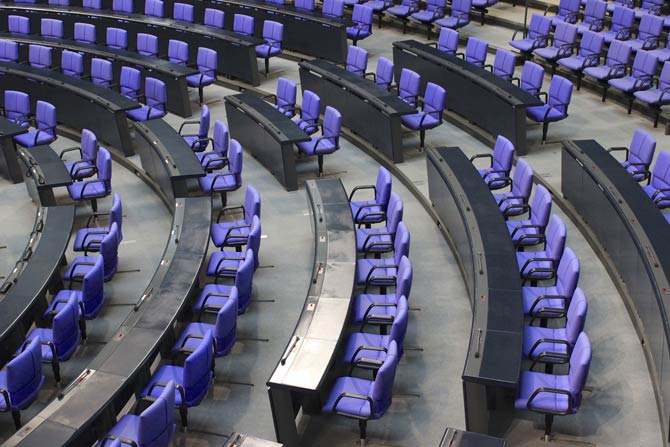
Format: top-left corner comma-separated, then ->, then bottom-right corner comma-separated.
0,117 -> 27,183
427,147 -> 523,437
0,205 -> 74,367
299,59 -> 416,163
267,179 -> 356,447
0,32 -> 198,117
0,3 -> 264,86
1,196 -> 211,447
17,145 -> 73,207
394,41 -> 543,156
132,118 -> 205,202
562,140 -> 670,442
0,61 -> 140,156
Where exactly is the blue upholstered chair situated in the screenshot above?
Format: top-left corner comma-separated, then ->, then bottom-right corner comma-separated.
145,0 -> 164,17
386,0 -> 420,34
471,135 -> 514,190
434,0 -> 471,30
63,222 -> 118,286
349,166 -> 392,227
507,184 -> 552,248
141,331 -> 213,428
353,255 -> 412,325
41,18 -> 63,39
599,6 -> 634,44
208,215 -> 261,279
493,158 -> 534,218
99,381 -> 176,447
457,37 -> 488,67
356,192 -> 402,255
607,128 -> 656,182
533,22 -> 578,73
195,249 -> 255,314
61,50 -> 84,79
322,340 -> 400,444
627,14 -> 663,53
180,105 -> 210,152
295,0 -> 315,10
199,136 -> 243,206
0,40 -> 19,62
204,8 -> 225,29
89,57 -> 114,88
0,337 -> 44,429
263,78 -> 297,118
106,27 -> 128,50
346,45 -> 369,77
2,90 -> 30,128
400,82 -> 446,149
557,31 -> 604,90
233,14 -> 255,36
517,215 -> 567,283
211,185 -> 261,249
168,39 -> 189,66
60,128 -> 98,180
13,100 -> 57,147
583,39 -> 632,101
608,50 -> 658,114
509,14 -> 551,57
173,2 -> 194,22
410,0 -> 446,39
293,90 -> 321,135
485,48 -> 516,81
119,66 -> 141,101
634,61 -> 670,128
356,223 -> 409,295
515,332 -> 591,442
21,294 -> 80,384
112,0 -> 133,13
527,75 -> 574,142
643,151 -> 670,209
575,0 -> 606,34
198,120 -> 230,172
364,56 -> 394,90
137,33 -> 159,57
256,21 -> 284,75
545,0 -> 580,26
127,78 -> 167,121
8,15 -> 30,35
323,0 -> 345,18
432,28 -> 459,55
187,48 -> 217,105
347,5 -> 373,45
29,44 -> 52,69
73,193 -> 123,253
648,33 -> 670,64
633,0 -> 663,19
396,68 -> 420,108
74,22 -> 96,44
297,106 -> 342,176
67,148 -> 112,213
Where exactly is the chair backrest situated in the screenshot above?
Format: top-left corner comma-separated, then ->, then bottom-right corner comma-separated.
168,39 -> 189,65
606,39 -> 632,67
6,337 -> 42,406
212,120 -> 229,156
100,221 -> 119,277
41,18 -> 63,38
112,0 -> 133,12
465,37 -> 488,67
83,0 -> 102,8
398,68 -> 420,104
263,20 -> 284,48
183,330 -> 213,403
492,48 -> 516,80
96,147 -> 112,185
530,184 -> 552,228
80,128 -> 98,162
276,78 -> 296,111
174,2 -> 194,22
369,340 -> 399,419
581,0 -> 606,25
395,255 -> 413,300
425,0 -> 446,11
511,158 -> 534,199
629,128 -> 656,168
374,167 -> 392,211
556,247 -> 580,297
578,31 -> 603,58
437,28 -> 459,54
35,100 -> 56,135
49,0 -> 69,5
204,8 -> 225,29
386,192 -> 403,234
545,214 -> 567,263
638,14 -> 663,40
74,22 -> 96,43
4,90 -> 29,123
197,105 -> 210,139
91,58 -> 113,87
321,106 -> 342,150
520,61 -> 544,96
137,380 -> 175,446
52,294 -> 80,358
243,185 -> 261,223
228,138 -> 243,180
137,33 -> 159,57
322,0 -> 344,17
346,45 -> 368,77
120,66 -> 141,99
110,193 -> 123,241
0,40 -> 19,62
389,296 -> 409,357
547,75 -> 573,117
393,222 -> 410,265
553,22 -> 577,48
528,13 -> 551,39
29,44 -> 52,69
8,15 -> 30,35
197,47 -> 217,75
235,249 -> 255,307
566,288 -> 588,346
300,90 -> 321,129
567,332 -> 591,411
557,0 -> 580,18
352,4 -> 373,33
62,50 -> 84,78
423,82 -> 446,122
492,135 -> 514,173
80,248 -> 104,314
106,27 -> 128,50
651,151 -> 670,190
247,215 -> 262,270
145,0 -> 164,17
295,0 -> 315,10
233,14 -> 255,35
451,0 -> 471,18
610,6 -> 634,32
145,77 -> 167,112
659,62 -> 670,94
631,50 -> 658,79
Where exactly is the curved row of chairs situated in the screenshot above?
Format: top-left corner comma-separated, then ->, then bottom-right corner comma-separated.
469,136 -> 593,441
511,12 -> 669,127
545,0 -> 670,29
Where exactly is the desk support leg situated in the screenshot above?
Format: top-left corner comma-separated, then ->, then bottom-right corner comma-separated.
268,386 -> 301,447
514,108 -> 529,156
0,138 -> 23,183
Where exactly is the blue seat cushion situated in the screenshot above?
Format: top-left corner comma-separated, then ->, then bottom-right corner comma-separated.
509,38 -> 536,52
194,284 -> 235,314
342,332 -> 389,365
73,227 -> 109,252
14,130 -> 55,147
206,251 -> 244,277
435,16 -> 467,28
387,5 -> 412,16
411,10 -> 439,23
63,255 -> 97,281
350,200 -> 384,224
356,228 -> 393,252
68,181 -> 108,200
608,75 -> 637,92
211,221 -> 249,247
514,371 -> 570,413
256,44 -> 281,58
199,173 -> 238,193
493,192 -> 525,216
141,366 -> 189,406
126,105 -> 165,121
322,376 -> 373,418
634,88 -> 670,106
187,73 -> 216,87
507,220 -> 543,246
355,258 -> 397,286
297,138 -> 337,155
522,286 -> 567,317
526,104 -> 566,123
173,322 -> 215,354
353,293 -> 398,324
400,112 -> 441,130
523,326 -> 569,361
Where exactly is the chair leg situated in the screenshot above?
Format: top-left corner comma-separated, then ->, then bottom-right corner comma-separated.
358,419 -> 368,445
198,87 -> 204,105
419,129 -> 426,150
543,414 -> 554,442
541,122 -> 549,143
265,58 -> 270,76
79,317 -> 87,341
91,199 -> 98,213
654,108 -> 660,128
601,83 -> 608,102
378,12 -> 383,28
402,19 -> 407,34
52,360 -> 61,384
627,96 -> 633,114
480,10 -> 485,25
221,192 -> 228,207
11,411 -> 21,430
353,40 -> 358,46
576,72 -> 582,91
179,406 -> 188,428
317,155 -> 324,177
426,24 -> 431,40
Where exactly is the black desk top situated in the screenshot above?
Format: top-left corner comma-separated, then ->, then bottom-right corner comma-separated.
0,3 -> 264,47
18,145 -> 73,188
427,147 -> 522,387
439,428 -> 507,447
0,116 -> 27,138
300,59 -> 417,116
1,197 -> 210,447
226,93 -> 311,144
211,0 -> 353,26
133,119 -> 205,179
394,40 -> 542,108
268,179 -> 355,392
0,32 -> 198,78
0,205 -> 74,340
0,61 -> 140,113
